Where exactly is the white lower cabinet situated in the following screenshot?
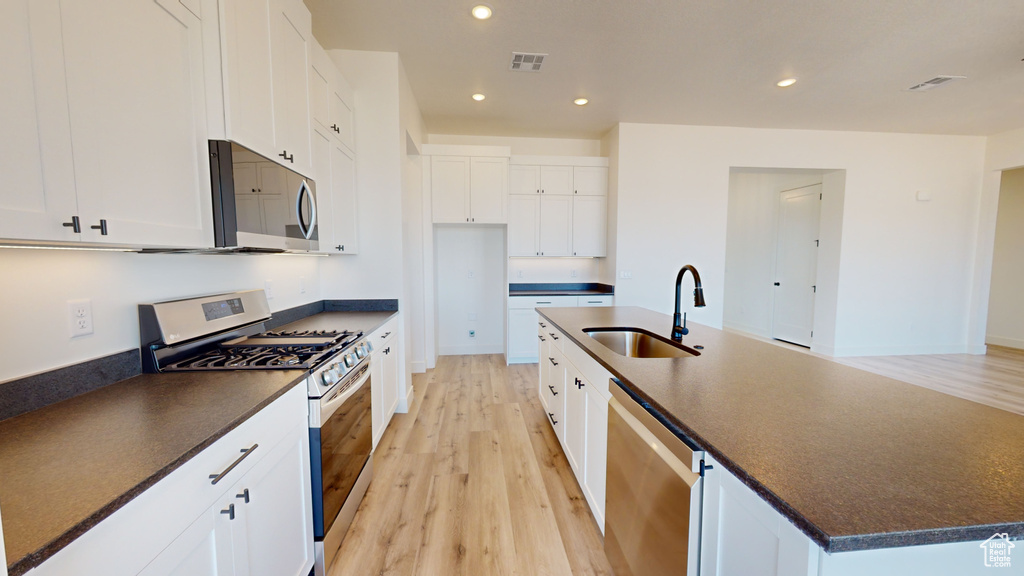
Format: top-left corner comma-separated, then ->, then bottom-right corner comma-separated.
370,315 -> 401,449
538,325 -> 612,532
28,385 -> 313,576
507,295 -> 612,364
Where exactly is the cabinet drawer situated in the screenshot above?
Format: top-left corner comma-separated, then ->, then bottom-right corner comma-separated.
577,295 -> 613,307
508,295 -> 577,309
545,326 -> 566,352
30,384 -> 307,576
370,314 -> 399,346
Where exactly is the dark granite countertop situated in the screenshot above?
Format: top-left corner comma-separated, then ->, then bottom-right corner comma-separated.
0,309 -> 397,575
538,306 -> 1024,553
509,282 -> 615,297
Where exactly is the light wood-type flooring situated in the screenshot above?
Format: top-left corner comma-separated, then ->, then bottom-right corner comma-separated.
837,344 -> 1024,416
330,354 -> 612,576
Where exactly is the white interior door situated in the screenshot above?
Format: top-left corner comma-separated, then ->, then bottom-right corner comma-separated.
772,185 -> 821,347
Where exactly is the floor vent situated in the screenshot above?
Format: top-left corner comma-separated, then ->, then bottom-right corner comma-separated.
907,75 -> 966,91
510,52 -> 547,72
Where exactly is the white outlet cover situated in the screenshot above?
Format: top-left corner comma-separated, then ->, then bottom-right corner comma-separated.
299,276 -> 306,294
264,280 -> 274,299
68,299 -> 93,337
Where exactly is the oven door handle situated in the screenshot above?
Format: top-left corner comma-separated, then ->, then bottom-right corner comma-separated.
320,362 -> 370,423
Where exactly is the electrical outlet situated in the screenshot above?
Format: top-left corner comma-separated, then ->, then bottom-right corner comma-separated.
570,269 -> 578,278
517,270 -> 524,279
299,276 -> 306,294
467,270 -> 475,279
68,299 -> 93,337
264,280 -> 274,299
469,330 -> 476,338
620,271 -> 633,279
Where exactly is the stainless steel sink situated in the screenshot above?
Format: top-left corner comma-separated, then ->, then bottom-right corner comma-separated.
583,328 -> 700,358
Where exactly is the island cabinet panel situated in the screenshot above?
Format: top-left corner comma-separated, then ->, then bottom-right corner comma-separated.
27,384 -> 313,576
699,455 -> 818,576
537,324 -> 613,533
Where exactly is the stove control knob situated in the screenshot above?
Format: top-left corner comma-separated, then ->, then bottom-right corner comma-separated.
322,369 -> 338,386
343,354 -> 355,368
355,346 -> 366,359
364,341 -> 373,353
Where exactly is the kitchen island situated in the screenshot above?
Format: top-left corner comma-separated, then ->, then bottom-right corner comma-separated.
539,306 -> 1023,573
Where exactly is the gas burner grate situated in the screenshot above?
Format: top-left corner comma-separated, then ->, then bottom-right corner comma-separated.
262,329 -> 345,337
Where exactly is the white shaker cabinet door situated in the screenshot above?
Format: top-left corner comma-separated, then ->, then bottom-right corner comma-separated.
572,196 -> 608,257
329,72 -> 356,153
507,308 -> 540,363
137,503 -> 237,576
540,166 -> 573,196
431,156 -> 471,223
269,0 -> 313,177
507,195 -> 540,256
509,165 -> 541,195
469,157 -> 508,223
572,166 -> 608,196
583,383 -> 609,531
563,364 -> 587,476
60,0 -> 212,247
329,142 -> 358,253
221,0 -> 276,157
539,195 -> 572,257
0,0 -> 78,243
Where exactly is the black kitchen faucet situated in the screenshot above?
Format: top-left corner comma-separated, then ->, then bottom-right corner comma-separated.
672,264 -> 705,341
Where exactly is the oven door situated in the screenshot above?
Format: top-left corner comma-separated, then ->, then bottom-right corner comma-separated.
310,361 -> 372,540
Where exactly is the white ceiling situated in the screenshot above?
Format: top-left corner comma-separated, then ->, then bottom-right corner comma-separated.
305,0 -> 1024,139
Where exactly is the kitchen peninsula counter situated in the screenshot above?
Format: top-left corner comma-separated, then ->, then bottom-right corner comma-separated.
538,306 -> 1024,553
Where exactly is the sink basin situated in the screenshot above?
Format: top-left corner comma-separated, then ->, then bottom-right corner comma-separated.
583,328 -> 701,358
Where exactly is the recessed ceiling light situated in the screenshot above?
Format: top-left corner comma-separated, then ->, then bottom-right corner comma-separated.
471,5 -> 492,19
777,78 -> 797,87
472,93 -> 486,101
574,98 -> 589,106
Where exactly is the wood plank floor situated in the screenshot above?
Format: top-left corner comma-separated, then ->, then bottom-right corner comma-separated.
330,355 -> 612,576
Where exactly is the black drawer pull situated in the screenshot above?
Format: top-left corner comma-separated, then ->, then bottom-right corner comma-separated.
575,377 -> 585,388
539,322 -> 546,328
236,488 -> 250,503
548,412 -> 558,425
538,335 -> 546,341
548,385 -> 558,396
550,333 -> 559,340
548,357 -> 558,366
209,443 -> 258,485
62,216 -> 81,233
221,504 -> 235,520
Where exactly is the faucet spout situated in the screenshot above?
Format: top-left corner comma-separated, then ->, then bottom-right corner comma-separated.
672,265 -> 705,341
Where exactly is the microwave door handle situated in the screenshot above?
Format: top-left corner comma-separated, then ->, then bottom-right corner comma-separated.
305,181 -> 317,238
295,182 -> 308,239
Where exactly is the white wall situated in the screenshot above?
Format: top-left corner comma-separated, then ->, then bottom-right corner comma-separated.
399,60 -> 427,376
613,123 -> 986,356
968,126 -> 1024,352
435,226 -> 506,355
426,134 -> 600,156
509,257 -> 604,284
985,167 -> 1024,349
0,249 -> 321,383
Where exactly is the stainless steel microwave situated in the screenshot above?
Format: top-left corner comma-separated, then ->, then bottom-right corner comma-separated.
208,140 -> 318,252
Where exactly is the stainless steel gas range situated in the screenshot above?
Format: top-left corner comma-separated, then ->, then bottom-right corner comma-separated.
139,289 -> 373,576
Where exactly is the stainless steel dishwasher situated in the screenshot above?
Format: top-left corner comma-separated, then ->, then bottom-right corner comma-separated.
605,381 -> 705,576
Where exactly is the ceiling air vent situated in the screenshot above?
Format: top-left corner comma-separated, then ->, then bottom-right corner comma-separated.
510,52 -> 547,72
907,75 -> 966,92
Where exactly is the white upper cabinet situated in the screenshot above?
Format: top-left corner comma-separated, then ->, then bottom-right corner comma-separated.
539,195 -> 573,256
572,196 -> 608,257
309,45 -> 331,136
573,166 -> 608,196
541,166 -> 573,196
431,156 -> 472,223
1,0 -> 212,248
508,195 -> 540,256
469,157 -> 509,223
0,0 -> 78,243
329,72 -> 355,153
219,0 -> 313,177
427,146 -> 510,224
509,165 -> 540,195
269,0 -> 312,176
327,139 -> 358,253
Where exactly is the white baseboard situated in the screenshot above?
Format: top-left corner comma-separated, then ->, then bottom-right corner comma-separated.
967,344 -> 989,355
397,383 -> 414,413
829,343 -> 970,357
507,356 -> 539,365
721,322 -> 772,340
438,344 -> 505,356
985,335 -> 1024,350
410,360 -> 426,374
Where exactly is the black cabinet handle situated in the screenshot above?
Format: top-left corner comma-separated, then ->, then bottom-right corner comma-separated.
62,216 -> 81,233
221,504 -> 235,520
90,219 -> 108,236
331,124 -> 340,132
548,385 -> 558,396
236,488 -> 250,504
279,150 -> 294,163
539,322 -> 547,328
548,412 -> 558,425
575,377 -> 584,389
538,335 -> 545,341
548,357 -> 558,366
209,444 -> 258,485
382,331 -> 391,339
774,282 -> 780,286
550,333 -> 559,340
335,245 -> 345,251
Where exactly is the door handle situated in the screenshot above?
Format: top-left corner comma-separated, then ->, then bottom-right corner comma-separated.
548,357 -> 558,366
548,385 -> 558,396
221,504 -> 235,520
296,180 -> 316,240
236,488 -> 250,504
774,282 -> 780,286
279,150 -> 294,163
62,216 -> 81,233
538,335 -> 545,341
548,413 -> 558,425
209,444 -> 259,485
90,219 -> 108,236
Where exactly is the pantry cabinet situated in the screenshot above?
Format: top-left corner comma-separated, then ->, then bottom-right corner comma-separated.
506,158 -> 608,257
219,0 -> 313,177
1,0 -> 213,248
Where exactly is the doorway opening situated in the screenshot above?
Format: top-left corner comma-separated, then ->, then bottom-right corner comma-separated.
723,168 -> 846,354
985,167 -> 1024,351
